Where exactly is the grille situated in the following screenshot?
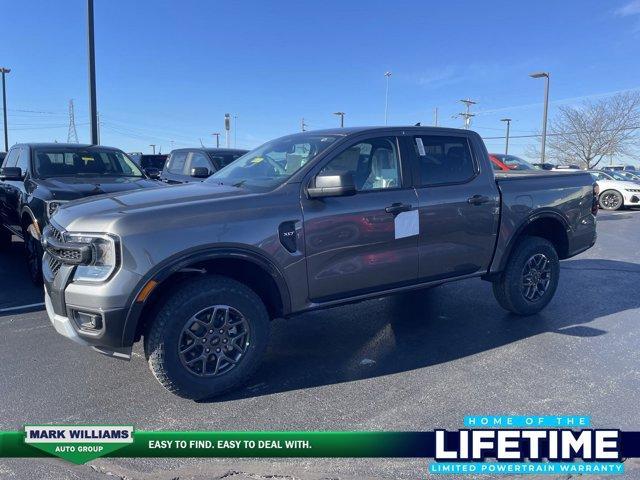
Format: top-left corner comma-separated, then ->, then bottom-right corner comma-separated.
48,225 -> 64,243
48,256 -> 62,276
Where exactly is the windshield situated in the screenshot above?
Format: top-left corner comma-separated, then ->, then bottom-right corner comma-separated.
34,148 -> 144,178
608,170 -> 636,182
208,133 -> 341,189
493,154 -> 538,170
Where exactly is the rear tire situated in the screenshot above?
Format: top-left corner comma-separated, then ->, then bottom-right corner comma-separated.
144,275 -> 270,400
492,236 -> 559,316
599,190 -> 623,211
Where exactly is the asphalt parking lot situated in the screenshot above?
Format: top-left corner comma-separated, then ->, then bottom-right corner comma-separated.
1,210 -> 640,479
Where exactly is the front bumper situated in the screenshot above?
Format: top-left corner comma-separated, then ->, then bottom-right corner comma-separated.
42,243 -> 140,360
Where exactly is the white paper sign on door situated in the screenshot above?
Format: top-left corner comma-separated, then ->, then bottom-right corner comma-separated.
394,210 -> 419,240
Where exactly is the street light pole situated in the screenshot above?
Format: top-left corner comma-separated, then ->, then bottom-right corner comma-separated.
87,0 -> 98,145
333,111 -> 345,128
529,71 -> 550,164
384,71 -> 391,125
500,118 -> 511,155
233,115 -> 238,148
0,67 -> 10,152
149,144 -> 156,154
211,133 -> 220,148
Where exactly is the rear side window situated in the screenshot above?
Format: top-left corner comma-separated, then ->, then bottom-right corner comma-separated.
167,151 -> 187,174
413,135 -> 476,186
210,153 -> 243,169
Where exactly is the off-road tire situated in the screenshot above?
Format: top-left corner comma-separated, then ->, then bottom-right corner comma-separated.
144,275 -> 270,400
492,236 -> 560,316
0,226 -> 11,251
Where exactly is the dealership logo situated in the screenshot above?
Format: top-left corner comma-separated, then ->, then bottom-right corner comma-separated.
24,425 -> 133,464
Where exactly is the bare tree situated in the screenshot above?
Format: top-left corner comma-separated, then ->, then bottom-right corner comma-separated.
529,92 -> 640,169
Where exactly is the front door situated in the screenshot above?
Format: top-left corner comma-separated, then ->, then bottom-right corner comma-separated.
408,133 -> 499,280
302,135 -> 419,301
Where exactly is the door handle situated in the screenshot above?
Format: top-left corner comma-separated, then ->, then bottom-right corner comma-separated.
467,195 -> 490,205
385,203 -> 412,214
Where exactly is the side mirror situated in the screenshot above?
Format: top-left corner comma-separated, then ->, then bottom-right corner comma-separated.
190,167 -> 211,178
0,167 -> 22,181
144,167 -> 160,179
307,171 -> 356,198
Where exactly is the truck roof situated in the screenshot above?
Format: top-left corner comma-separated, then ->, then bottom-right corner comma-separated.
13,143 -> 122,150
304,126 -> 474,136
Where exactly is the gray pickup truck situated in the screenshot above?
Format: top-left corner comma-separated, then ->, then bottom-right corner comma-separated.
42,127 -> 597,399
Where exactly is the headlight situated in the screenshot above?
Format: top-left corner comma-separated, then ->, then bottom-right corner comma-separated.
46,200 -> 68,218
66,233 -> 119,283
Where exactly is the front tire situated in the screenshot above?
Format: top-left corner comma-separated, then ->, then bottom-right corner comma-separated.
492,236 -> 559,316
24,228 -> 43,284
0,226 -> 11,251
144,275 -> 270,400
599,190 -> 623,211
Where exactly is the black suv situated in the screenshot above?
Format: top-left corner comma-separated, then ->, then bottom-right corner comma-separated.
160,148 -> 248,184
0,143 -> 162,282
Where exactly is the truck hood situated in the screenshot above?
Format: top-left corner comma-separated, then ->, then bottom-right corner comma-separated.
38,176 -> 161,200
52,182 -> 248,232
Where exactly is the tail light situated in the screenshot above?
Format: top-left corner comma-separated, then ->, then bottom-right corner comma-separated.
592,183 -> 600,215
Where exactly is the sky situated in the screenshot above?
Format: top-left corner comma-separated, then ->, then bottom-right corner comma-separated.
1,0 -> 640,162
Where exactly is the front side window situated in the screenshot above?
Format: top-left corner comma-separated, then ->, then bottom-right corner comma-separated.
414,135 -> 476,186
33,148 -> 143,178
167,151 -> 187,174
2,148 -> 19,168
188,152 -> 212,172
16,147 -> 30,174
320,137 -> 400,191
209,133 -> 341,190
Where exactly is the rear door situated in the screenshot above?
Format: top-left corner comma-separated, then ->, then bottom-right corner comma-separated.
301,134 -> 419,301
408,133 -> 499,280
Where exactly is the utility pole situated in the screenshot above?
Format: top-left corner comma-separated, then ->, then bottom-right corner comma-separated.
211,133 -> 220,148
233,115 -> 238,148
224,113 -> 231,148
149,144 -> 156,154
384,71 -> 392,125
433,107 -> 439,127
87,0 -> 98,145
0,67 -> 10,151
459,98 -> 476,129
67,100 -> 79,143
501,118 -> 511,155
529,71 -> 550,164
300,118 -> 307,132
333,111 -> 345,128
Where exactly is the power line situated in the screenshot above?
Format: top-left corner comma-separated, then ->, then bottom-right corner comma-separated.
481,125 -> 640,140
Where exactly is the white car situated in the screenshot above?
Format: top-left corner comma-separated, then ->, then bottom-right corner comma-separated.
589,170 -> 640,211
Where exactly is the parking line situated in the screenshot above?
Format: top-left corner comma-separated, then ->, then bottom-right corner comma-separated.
0,302 -> 45,313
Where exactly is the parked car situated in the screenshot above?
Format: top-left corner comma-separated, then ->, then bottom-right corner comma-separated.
130,153 -> 168,174
43,127 -> 597,399
603,165 -> 637,172
552,165 -> 581,170
588,170 -> 640,210
0,143 -> 163,282
160,148 -> 248,184
489,154 -> 539,171
604,169 -> 640,184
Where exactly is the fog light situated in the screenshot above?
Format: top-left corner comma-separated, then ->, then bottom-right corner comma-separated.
73,311 -> 103,331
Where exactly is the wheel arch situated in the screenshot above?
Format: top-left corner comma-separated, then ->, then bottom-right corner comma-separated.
122,246 -> 292,347
497,211 -> 570,272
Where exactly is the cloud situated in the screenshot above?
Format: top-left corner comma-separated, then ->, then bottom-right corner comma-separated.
615,0 -> 640,16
